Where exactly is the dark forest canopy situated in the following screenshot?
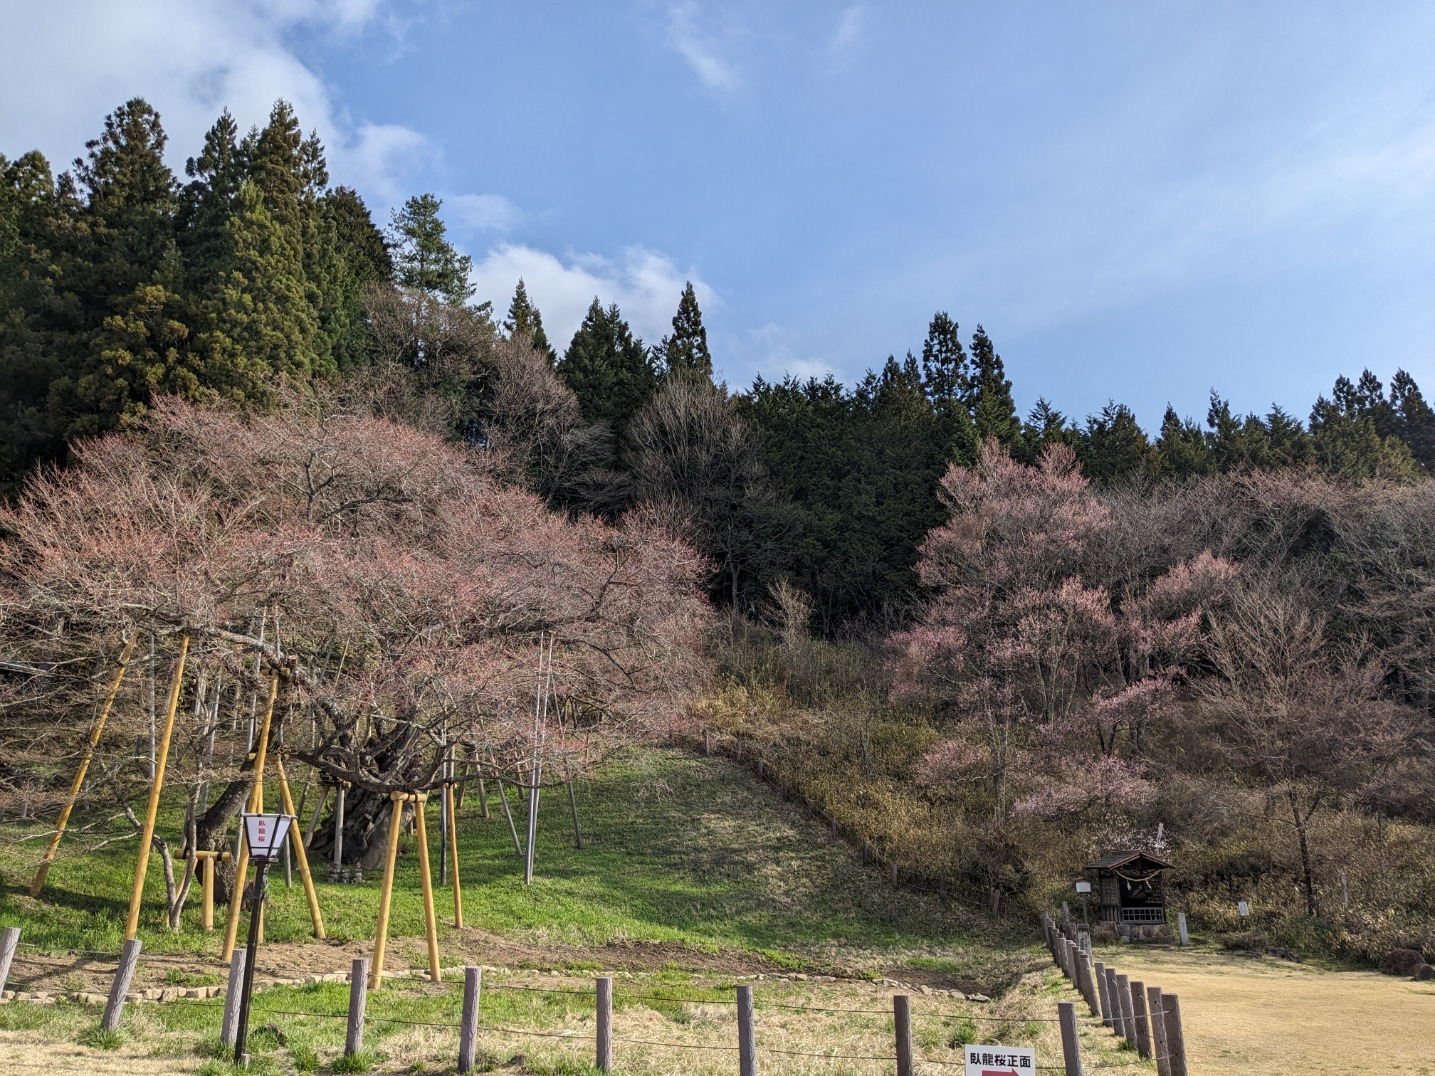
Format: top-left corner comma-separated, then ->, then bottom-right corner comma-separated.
4,97 -> 1434,632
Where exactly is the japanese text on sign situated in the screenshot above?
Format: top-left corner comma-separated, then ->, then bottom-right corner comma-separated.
964,1044 -> 1037,1076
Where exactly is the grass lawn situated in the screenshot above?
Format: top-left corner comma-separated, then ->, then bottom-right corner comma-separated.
0,748 -> 1019,971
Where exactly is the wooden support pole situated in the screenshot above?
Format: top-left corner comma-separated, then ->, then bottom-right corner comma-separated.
191,851 -> 219,931
1094,961 -> 1112,1027
1162,993 -> 1188,1076
31,635 -> 136,897
595,975 -> 613,1072
446,782 -> 464,928
369,792 -> 405,990
1147,986 -> 1171,1076
333,784 -> 347,868
737,984 -> 757,1076
221,947 -> 247,1047
458,965 -> 483,1072
101,938 -> 142,1032
0,927 -> 20,997
494,768 -> 522,856
1058,1000 -> 1084,1076
275,756 -> 326,939
124,634 -> 189,939
303,785 -> 328,849
413,792 -> 442,981
476,775 -> 488,819
222,674 -> 278,961
893,994 -> 914,1076
346,958 -> 369,1058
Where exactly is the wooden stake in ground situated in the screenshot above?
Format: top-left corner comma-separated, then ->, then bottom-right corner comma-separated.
446,779 -> 464,928
124,633 -> 190,939
192,850 -> 222,930
222,673 -> 279,961
30,634 -> 137,897
369,791 -> 406,990
275,755 -> 326,938
413,791 -> 442,981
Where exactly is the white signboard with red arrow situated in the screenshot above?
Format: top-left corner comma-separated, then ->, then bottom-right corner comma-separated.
964,1044 -> 1036,1075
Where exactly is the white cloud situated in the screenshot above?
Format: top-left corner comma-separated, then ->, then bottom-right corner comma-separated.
447,193 -> 525,235
0,0 -> 425,209
737,323 -> 835,384
828,5 -> 866,61
467,243 -> 713,347
665,2 -> 741,94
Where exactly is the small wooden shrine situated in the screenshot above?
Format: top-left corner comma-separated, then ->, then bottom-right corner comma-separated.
1085,850 -> 1172,929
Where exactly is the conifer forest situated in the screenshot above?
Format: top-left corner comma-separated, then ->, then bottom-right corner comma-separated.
5,97 -> 1435,977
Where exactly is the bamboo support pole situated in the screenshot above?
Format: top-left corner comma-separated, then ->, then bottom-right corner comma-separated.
222,674 -> 278,961
124,634 -> 189,939
31,634 -> 137,897
446,781 -> 464,928
275,755 -> 326,938
369,792 -> 405,990
413,792 -> 442,981
193,851 -> 219,930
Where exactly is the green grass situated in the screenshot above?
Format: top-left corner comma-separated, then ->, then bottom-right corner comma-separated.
0,748 -> 990,960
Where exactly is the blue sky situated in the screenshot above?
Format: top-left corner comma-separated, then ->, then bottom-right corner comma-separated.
4,1 -> 1434,428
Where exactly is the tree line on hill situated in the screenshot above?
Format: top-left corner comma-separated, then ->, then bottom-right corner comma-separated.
4,97 -> 1435,639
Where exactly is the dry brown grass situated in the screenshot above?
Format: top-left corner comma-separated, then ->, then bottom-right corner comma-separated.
0,1030 -> 194,1074
1106,946 -> 1435,1076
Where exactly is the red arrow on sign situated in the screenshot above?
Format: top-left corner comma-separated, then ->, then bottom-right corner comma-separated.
981,1070 -> 1020,1076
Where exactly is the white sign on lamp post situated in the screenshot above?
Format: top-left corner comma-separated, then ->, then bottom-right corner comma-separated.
234,812 -> 293,1065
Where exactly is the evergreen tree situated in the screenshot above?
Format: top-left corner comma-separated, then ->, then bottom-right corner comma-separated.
1153,405 -> 1211,478
388,194 -> 476,306
657,281 -> 712,379
1078,401 -> 1152,483
967,324 -> 1020,446
177,109 -> 246,293
920,311 -> 968,410
1310,377 -> 1420,482
1017,398 -> 1080,464
1388,369 -> 1435,470
322,185 -> 392,372
558,298 -> 657,452
503,278 -> 555,362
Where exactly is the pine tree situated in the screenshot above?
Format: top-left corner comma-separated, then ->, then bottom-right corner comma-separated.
322,185 -> 392,372
1153,405 -> 1211,478
389,194 -> 476,306
658,281 -> 712,379
1017,398 -> 1079,464
967,324 -> 1020,446
177,109 -> 246,293
558,298 -> 657,452
503,278 -> 555,362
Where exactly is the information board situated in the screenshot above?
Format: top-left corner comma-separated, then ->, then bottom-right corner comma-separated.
964,1044 -> 1037,1074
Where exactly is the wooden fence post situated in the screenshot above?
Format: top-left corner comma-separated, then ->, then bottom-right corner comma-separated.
737,984 -> 757,1076
1057,1000 -> 1083,1076
347,958 -> 369,1059
220,947 -> 246,1047
457,965 -> 482,1072
1147,986 -> 1171,1076
1162,993 -> 1188,1076
1093,961 -> 1112,1026
0,927 -> 20,997
893,994 -> 913,1076
595,975 -> 613,1072
101,938 -> 142,1032
1128,979 -> 1151,1059
1104,968 -> 1125,1038
1076,950 -> 1100,1017
1116,974 -> 1136,1044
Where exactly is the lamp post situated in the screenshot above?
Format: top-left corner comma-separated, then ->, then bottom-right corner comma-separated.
234,812 -> 293,1067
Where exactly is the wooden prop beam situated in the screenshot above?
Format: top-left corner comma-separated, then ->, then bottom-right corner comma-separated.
124,634 -> 190,939
369,792 -> 406,990
446,781 -> 464,928
413,792 -> 442,981
275,755 -> 326,939
31,634 -> 138,897
222,674 -> 278,961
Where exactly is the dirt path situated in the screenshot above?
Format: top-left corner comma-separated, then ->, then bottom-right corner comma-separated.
1110,947 -> 1435,1076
